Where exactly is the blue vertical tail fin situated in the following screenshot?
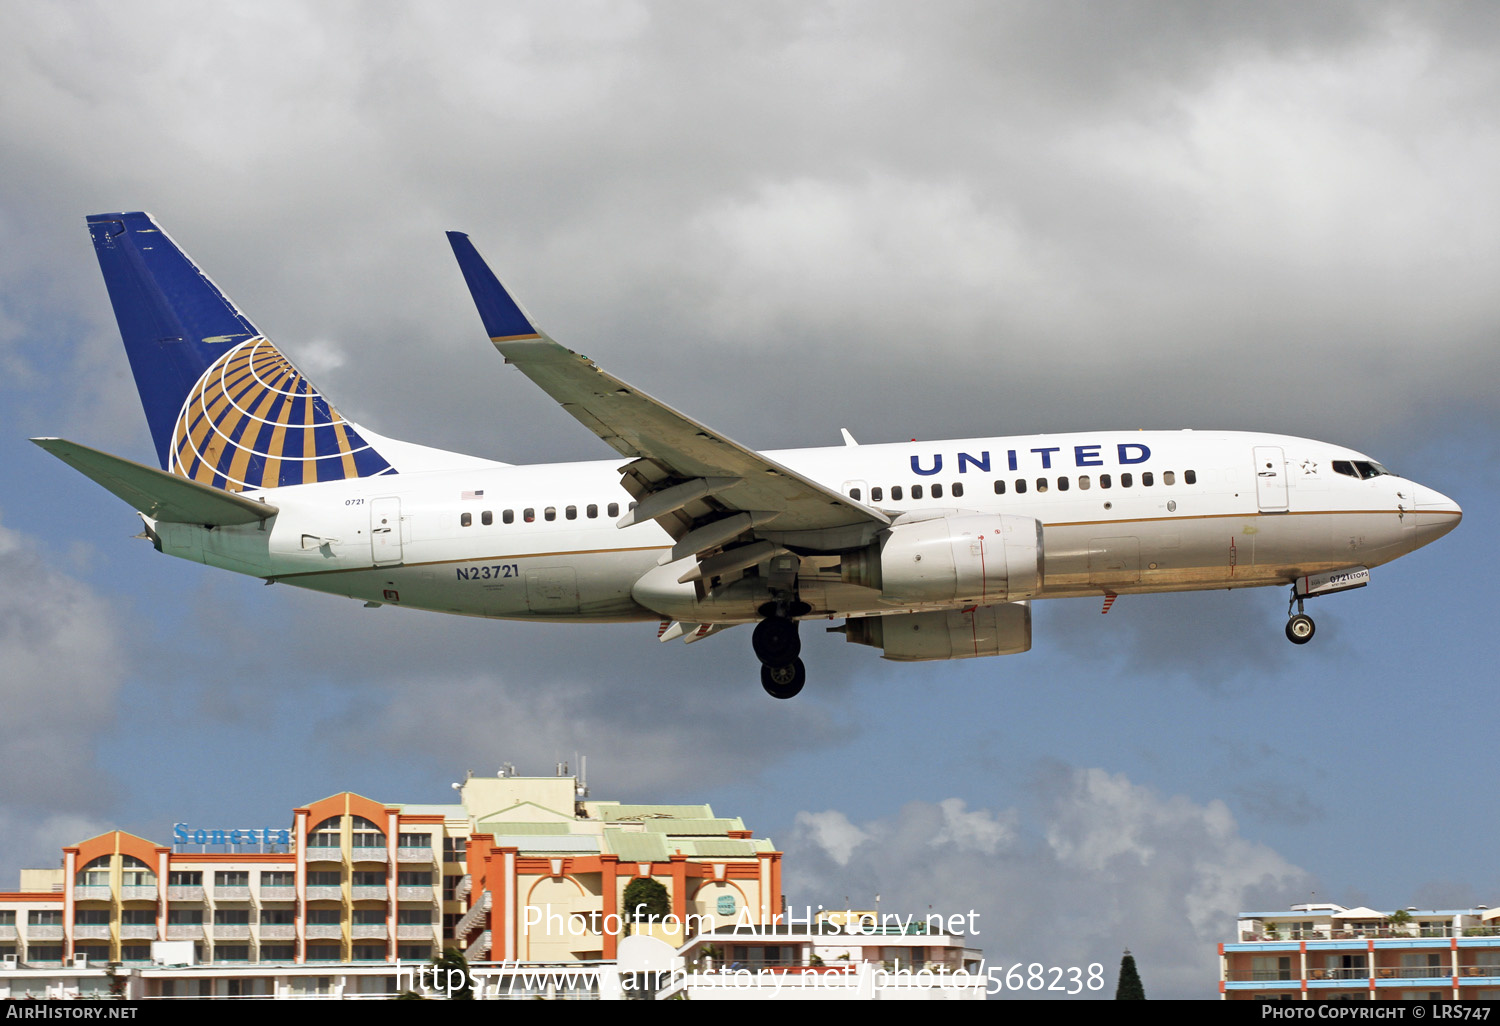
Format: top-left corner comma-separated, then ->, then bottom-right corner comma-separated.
87,212 -> 395,491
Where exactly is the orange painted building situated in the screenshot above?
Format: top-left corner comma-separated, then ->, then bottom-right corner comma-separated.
0,770 -> 782,970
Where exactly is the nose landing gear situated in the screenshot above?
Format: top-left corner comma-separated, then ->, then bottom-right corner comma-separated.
1285,586 -> 1315,645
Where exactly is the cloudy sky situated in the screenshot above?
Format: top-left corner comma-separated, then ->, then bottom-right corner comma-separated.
2,1 -> 1496,999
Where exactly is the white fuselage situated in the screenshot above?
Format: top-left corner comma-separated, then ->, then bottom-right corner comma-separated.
148,429 -> 1461,625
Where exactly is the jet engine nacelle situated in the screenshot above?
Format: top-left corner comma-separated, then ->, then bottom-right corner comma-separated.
842,512 -> 1043,605
843,601 -> 1032,661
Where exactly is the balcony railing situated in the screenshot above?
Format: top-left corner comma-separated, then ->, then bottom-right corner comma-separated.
121,924 -> 157,940
167,886 -> 204,902
0,925 -> 18,941
397,848 -> 435,864
397,924 -> 436,940
351,886 -> 387,901
260,887 -> 295,902
212,924 -> 251,940
25,925 -> 64,941
396,886 -> 435,901
120,886 -> 158,902
352,924 -> 388,940
304,847 -> 342,863
259,924 -> 296,940
306,924 -> 343,940
351,847 -> 388,864
305,886 -> 342,901
166,925 -> 204,940
72,886 -> 110,901
214,887 -> 251,902
73,925 -> 110,940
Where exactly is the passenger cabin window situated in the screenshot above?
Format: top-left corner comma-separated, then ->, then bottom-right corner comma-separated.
1035,478 -> 1048,493
503,509 -> 514,524
1142,472 -> 1154,487
891,486 -> 903,501
871,487 -> 883,502
911,484 -> 924,499
524,508 -> 535,522
1184,469 -> 1197,485
544,507 -> 557,522
1100,474 -> 1112,489
607,503 -> 620,517
1120,473 -> 1133,488
994,480 -> 1006,495
1057,477 -> 1069,492
1163,471 -> 1176,485
587,504 -> 598,518
460,513 -> 472,527
1014,479 -> 1027,494
1078,476 -> 1090,490
931,483 -> 943,499
565,505 -> 577,520
952,482 -> 963,498
849,487 -> 861,501
481,511 -> 493,526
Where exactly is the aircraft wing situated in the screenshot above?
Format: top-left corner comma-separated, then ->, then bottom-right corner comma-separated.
447,233 -> 889,571
32,437 -> 279,526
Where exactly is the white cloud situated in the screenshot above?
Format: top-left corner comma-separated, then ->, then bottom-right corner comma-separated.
784,767 -> 1310,999
0,518 -> 128,860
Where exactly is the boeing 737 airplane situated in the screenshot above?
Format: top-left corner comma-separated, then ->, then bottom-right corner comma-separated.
35,212 -> 1462,698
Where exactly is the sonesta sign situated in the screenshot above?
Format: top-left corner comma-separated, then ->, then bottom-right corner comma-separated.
173,823 -> 292,848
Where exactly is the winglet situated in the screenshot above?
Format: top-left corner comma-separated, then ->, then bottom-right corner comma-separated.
446,232 -> 543,341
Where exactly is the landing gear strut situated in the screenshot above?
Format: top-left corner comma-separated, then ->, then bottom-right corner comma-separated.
1285,587 -> 1315,645
753,612 -> 805,699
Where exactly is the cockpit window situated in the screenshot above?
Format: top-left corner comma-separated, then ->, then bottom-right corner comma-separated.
1333,460 -> 1391,480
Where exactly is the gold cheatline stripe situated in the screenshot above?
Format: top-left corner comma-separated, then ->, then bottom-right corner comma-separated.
490,333 -> 542,342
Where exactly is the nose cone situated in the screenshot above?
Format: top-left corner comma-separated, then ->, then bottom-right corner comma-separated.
1410,483 -> 1462,544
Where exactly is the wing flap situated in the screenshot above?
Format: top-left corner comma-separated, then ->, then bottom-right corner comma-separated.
33,438 -> 279,526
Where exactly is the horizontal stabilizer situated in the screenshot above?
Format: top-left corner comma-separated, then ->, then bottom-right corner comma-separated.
32,438 -> 279,526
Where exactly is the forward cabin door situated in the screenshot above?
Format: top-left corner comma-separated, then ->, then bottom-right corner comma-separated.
371,497 -> 404,566
1253,446 -> 1288,512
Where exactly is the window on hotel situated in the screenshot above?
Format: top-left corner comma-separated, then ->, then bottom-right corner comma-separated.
169,872 -> 201,887
306,871 -> 341,886
398,833 -> 431,848
442,838 -> 467,862
213,909 -> 250,925
120,857 -> 155,887
75,858 -> 110,887
397,909 -> 435,925
214,872 -> 248,887
29,910 -> 63,926
398,871 -> 433,887
442,875 -> 462,901
260,909 -> 294,925
307,909 -> 342,925
350,817 -> 384,847
74,909 -> 110,925
120,909 -> 155,925
167,910 -> 202,925
352,909 -> 386,925
308,818 -> 341,847
352,871 -> 386,886
261,872 -> 293,888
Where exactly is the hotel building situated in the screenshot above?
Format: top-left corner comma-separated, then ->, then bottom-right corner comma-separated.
1220,902 -> 1500,1000
0,767 -> 782,976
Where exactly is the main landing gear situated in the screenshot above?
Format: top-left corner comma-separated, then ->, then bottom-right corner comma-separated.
1285,586 -> 1315,645
753,609 -> 807,699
